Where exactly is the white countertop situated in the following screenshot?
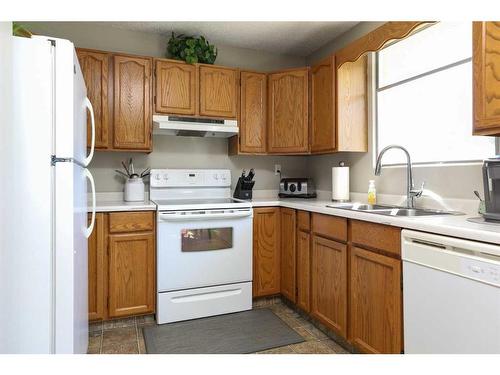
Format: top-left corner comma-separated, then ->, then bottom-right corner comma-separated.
87,191 -> 500,245
251,197 -> 500,245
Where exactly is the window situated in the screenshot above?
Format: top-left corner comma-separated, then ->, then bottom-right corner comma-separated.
375,22 -> 495,166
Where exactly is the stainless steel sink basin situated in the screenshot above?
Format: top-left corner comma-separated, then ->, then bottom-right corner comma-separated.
327,203 -> 463,217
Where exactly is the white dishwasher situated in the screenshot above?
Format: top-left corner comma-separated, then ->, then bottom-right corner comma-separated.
402,229 -> 500,354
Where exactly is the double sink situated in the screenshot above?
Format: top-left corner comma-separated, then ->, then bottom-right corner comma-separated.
326,203 -> 463,217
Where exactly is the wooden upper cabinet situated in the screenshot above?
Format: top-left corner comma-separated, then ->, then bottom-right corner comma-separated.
280,208 -> 296,303
253,207 -> 281,298
311,55 -> 336,153
113,54 -> 152,151
87,213 -> 105,321
239,71 -> 267,153
268,68 -> 309,154
76,49 -> 111,149
155,59 -> 197,115
337,55 -> 368,152
311,235 -> 347,338
473,22 -> 500,135
199,65 -> 238,118
349,246 -> 402,354
108,232 -> 155,318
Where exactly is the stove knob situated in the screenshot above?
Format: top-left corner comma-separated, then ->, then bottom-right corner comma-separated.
154,174 -> 161,181
289,183 -> 296,193
213,173 -> 219,180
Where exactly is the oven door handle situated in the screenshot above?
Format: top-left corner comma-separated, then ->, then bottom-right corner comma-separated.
159,210 -> 252,222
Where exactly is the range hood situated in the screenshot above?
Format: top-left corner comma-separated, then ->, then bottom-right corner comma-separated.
153,115 -> 238,138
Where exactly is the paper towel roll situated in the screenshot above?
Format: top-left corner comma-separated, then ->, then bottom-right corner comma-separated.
332,166 -> 350,201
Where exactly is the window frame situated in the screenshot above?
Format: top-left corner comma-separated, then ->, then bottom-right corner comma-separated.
372,24 -> 497,169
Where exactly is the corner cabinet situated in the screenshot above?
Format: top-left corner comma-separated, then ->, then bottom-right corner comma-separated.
199,65 -> 239,118
155,59 -> 197,115
473,21 -> 500,135
311,55 -> 336,153
113,55 -> 153,151
267,68 -> 309,154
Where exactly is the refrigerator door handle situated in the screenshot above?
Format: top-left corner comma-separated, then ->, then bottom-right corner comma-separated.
82,97 -> 95,167
84,168 -> 96,238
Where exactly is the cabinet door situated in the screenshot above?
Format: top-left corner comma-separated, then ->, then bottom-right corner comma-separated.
336,55 -> 368,152
349,246 -> 402,354
268,68 -> 309,154
311,235 -> 347,338
280,208 -> 296,303
76,49 -> 111,149
253,207 -> 281,297
239,71 -> 267,153
108,232 -> 155,318
473,22 -> 500,135
311,55 -> 336,153
155,59 -> 197,115
88,213 -> 105,321
113,55 -> 152,151
199,65 -> 238,118
296,229 -> 311,312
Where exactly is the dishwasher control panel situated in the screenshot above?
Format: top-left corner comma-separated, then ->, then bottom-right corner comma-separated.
461,257 -> 500,286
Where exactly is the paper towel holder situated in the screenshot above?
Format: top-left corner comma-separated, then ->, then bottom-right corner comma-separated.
332,161 -> 350,202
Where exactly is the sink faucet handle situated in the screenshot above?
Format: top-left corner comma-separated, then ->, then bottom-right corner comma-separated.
411,181 -> 425,198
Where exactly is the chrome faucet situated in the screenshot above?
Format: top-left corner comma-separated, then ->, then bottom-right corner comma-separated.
374,145 -> 424,208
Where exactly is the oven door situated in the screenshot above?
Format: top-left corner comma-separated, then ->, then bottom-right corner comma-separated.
157,208 -> 253,292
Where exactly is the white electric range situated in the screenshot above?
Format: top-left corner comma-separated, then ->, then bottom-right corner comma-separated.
150,169 -> 253,324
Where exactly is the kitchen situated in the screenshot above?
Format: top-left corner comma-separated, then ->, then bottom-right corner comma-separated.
1,1 -> 500,371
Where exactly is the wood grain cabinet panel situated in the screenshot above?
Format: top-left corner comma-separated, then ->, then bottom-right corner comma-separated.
199,65 -> 238,118
337,55 -> 368,152
311,213 -> 347,242
268,68 -> 309,154
311,235 -> 347,338
113,54 -> 152,151
311,55 -> 336,153
76,49 -> 111,149
349,246 -> 402,354
239,71 -> 267,153
280,208 -> 296,303
473,22 -> 500,135
296,229 -> 311,312
253,207 -> 281,297
155,59 -> 197,115
350,220 -> 401,257
88,213 -> 105,321
108,211 -> 154,234
108,232 -> 155,318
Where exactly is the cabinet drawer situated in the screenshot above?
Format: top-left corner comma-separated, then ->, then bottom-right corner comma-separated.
109,211 -> 154,233
350,220 -> 401,256
297,210 -> 310,232
311,213 -> 347,242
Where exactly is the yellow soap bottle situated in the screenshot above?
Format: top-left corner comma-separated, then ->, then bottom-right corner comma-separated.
368,180 -> 377,205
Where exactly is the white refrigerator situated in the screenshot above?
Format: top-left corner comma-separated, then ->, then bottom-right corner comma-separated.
0,35 -> 96,353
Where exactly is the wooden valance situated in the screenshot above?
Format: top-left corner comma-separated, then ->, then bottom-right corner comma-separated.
336,21 -> 436,68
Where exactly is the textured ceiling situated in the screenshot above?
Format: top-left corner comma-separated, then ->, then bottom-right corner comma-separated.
105,22 -> 360,57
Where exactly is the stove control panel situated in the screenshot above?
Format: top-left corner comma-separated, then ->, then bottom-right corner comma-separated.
150,169 -> 231,188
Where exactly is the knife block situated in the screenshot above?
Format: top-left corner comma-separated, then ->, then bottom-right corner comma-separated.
233,177 -> 255,200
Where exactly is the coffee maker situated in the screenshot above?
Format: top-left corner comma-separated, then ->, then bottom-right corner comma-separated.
483,158 -> 500,221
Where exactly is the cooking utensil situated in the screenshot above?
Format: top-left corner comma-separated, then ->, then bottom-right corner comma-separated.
129,158 -> 134,175
140,167 -> 151,178
115,169 -> 129,179
474,190 -> 484,202
121,161 -> 130,177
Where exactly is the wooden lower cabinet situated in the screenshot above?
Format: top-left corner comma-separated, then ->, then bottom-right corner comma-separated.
296,229 -> 311,312
280,208 -> 297,302
311,235 -> 347,338
88,213 -> 105,321
108,232 -> 155,318
253,207 -> 281,297
349,246 -> 402,354
87,211 -> 155,321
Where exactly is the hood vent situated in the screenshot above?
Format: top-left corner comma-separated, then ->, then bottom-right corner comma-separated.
153,115 -> 238,138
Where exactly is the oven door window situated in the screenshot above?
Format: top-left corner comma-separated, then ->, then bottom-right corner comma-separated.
181,227 -> 233,252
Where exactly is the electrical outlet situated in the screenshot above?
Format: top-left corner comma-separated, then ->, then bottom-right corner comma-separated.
274,164 -> 281,176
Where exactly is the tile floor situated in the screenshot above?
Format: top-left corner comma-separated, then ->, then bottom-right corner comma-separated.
88,298 -> 349,354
